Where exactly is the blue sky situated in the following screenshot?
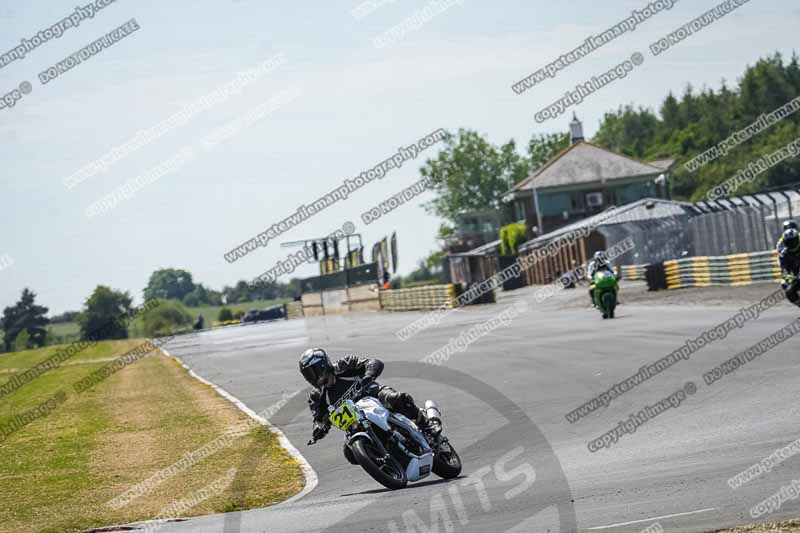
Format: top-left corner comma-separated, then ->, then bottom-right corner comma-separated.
0,0 -> 797,313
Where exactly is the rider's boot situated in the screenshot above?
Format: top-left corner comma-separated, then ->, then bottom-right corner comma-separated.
379,388 -> 443,437
414,409 -> 441,437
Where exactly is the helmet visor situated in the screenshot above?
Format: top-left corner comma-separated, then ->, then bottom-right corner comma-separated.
300,352 -> 333,387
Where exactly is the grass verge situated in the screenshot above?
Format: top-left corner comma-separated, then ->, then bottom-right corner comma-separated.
0,339 -> 303,533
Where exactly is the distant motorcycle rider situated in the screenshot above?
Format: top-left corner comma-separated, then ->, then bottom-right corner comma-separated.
778,226 -> 800,306
587,251 -> 615,307
777,220 -> 799,254
300,348 -> 441,446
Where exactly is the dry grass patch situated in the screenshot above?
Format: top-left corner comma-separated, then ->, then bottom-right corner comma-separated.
715,520 -> 800,532
0,339 -> 303,533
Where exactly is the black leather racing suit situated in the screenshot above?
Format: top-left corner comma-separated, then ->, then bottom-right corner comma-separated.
307,355 -> 425,441
778,244 -> 800,304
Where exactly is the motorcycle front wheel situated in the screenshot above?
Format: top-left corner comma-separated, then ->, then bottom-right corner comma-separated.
351,437 -> 408,490
601,292 -> 616,319
433,441 -> 462,479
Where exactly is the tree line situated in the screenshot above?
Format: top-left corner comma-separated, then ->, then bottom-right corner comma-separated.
1,268 -> 300,353
419,51 -> 800,236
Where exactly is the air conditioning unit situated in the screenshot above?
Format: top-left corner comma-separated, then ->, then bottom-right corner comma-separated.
586,192 -> 604,207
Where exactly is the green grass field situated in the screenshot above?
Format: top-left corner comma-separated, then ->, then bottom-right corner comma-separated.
188,299 -> 289,326
0,340 -> 303,533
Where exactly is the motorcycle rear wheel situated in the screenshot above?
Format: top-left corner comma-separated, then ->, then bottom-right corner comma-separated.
351,437 -> 408,490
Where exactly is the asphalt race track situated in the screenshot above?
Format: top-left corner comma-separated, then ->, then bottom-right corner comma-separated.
150,282 -> 800,532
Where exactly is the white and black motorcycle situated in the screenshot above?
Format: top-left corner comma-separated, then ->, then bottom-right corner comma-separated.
308,379 -> 462,490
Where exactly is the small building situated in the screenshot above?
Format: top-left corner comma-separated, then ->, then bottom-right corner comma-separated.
504,114 -> 675,236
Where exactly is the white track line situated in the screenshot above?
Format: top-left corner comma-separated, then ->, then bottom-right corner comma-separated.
162,348 -> 319,506
586,508 -> 718,530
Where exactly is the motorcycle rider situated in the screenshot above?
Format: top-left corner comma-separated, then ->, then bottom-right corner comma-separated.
300,348 -> 441,447
587,251 -> 615,307
778,227 -> 800,306
777,220 -> 799,253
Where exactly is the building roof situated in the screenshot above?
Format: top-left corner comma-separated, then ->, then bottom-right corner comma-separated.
511,142 -> 667,192
518,198 -> 695,251
449,239 -> 501,257
647,158 -> 676,171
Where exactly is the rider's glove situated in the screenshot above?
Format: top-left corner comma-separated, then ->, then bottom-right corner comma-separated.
398,392 -> 415,409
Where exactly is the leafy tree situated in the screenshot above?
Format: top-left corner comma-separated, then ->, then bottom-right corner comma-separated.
14,329 -> 31,352
182,284 -> 209,307
218,308 -> 233,322
392,250 -> 446,287
144,268 -> 196,302
527,132 -> 570,172
1,288 -> 49,351
589,51 -> 800,200
205,289 -> 224,306
421,129 -> 528,225
50,310 -> 80,324
593,105 -> 660,158
499,222 -> 527,256
141,300 -> 193,337
660,92 -> 681,135
78,286 -> 133,341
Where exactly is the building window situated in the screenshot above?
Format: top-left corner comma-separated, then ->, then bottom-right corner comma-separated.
586,192 -> 604,208
571,192 -> 585,212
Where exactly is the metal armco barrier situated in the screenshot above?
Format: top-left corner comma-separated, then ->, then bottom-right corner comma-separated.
620,264 -> 648,281
663,250 -> 781,289
380,284 -> 457,312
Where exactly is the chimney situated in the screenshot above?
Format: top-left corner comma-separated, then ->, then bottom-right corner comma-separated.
569,113 -> 584,145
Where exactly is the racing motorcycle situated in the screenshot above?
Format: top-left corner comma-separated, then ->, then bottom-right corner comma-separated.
782,273 -> 800,308
593,270 -> 619,319
308,379 -> 462,490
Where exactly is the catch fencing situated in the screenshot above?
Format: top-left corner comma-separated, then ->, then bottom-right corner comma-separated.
688,204 -> 776,256
594,190 -> 800,266
685,190 -> 800,257
597,214 -> 692,266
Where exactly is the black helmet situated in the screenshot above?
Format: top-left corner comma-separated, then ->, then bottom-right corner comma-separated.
784,228 -> 800,251
299,348 -> 334,387
784,220 -> 798,231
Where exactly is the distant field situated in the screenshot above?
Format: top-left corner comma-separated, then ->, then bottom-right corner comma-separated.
0,340 -> 303,533
189,299 -> 289,327
46,321 -> 82,344
0,299 -> 290,352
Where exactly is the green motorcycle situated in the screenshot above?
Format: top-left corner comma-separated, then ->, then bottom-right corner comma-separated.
593,270 -> 619,319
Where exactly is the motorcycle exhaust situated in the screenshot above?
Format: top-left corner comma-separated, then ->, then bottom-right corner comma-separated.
424,400 -> 442,423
